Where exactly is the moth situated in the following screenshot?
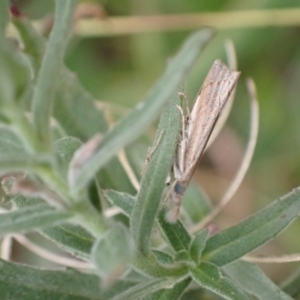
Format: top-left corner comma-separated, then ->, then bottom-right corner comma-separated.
166,59 -> 240,222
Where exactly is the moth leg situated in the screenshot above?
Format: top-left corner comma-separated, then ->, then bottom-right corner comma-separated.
176,104 -> 189,173
141,130 -> 164,175
178,91 -> 190,116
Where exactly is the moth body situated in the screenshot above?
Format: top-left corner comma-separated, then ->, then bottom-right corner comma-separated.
166,59 -> 240,223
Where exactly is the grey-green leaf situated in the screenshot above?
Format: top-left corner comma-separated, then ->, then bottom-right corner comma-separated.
0,204 -> 72,237
72,29 -> 214,194
142,277 -> 192,300
225,260 -> 293,300
41,223 -> 94,260
189,229 -> 208,265
190,262 -> 248,300
54,136 -> 81,177
31,0 -> 78,146
130,97 -> 181,255
111,278 -> 179,300
157,209 -> 191,252
12,195 -> 94,259
54,69 -> 108,140
91,223 -> 135,279
0,153 -> 51,175
0,258 -> 137,300
104,189 -> 135,217
152,250 -> 174,265
0,125 -> 26,154
202,187 -> 300,266
182,182 -> 212,223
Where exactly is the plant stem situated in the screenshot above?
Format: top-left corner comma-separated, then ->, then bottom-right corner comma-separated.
31,0 -> 77,148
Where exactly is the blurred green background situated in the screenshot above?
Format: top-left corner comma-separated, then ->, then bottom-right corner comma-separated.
12,0 -> 300,281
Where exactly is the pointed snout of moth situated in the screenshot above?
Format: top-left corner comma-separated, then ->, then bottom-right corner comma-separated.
165,182 -> 186,223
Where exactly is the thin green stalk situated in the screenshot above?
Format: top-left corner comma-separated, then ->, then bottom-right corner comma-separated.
31,0 -> 77,148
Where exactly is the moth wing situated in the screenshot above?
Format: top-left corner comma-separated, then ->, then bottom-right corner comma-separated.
183,60 -> 240,181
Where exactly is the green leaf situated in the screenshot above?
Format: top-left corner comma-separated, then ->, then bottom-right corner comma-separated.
31,0 -> 78,147
103,188 -> 192,261
152,250 -> 174,265
133,253 -> 188,278
11,12 -> 45,74
189,229 -> 208,265
0,36 -> 31,106
157,209 -> 191,252
202,187 -> 300,266
0,258 -> 137,300
11,13 -> 108,138
54,69 -> 108,140
41,223 -> 94,260
0,153 -> 51,174
0,204 -> 72,237
104,189 -> 135,217
91,223 -> 135,279
130,96 -> 181,255
190,262 -> 248,300
174,250 -> 190,263
12,195 -> 94,259
225,260 -> 293,300
97,158 -> 136,193
180,287 -> 205,300
72,29 -> 214,194
0,125 -> 26,154
182,182 -> 212,223
142,277 -> 192,300
53,136 -> 81,177
111,277 -> 180,300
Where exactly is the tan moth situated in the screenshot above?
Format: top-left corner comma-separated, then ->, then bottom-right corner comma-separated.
166,59 -> 240,222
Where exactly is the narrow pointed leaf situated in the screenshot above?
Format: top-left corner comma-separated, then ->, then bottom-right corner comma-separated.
31,0 -> 78,146
0,153 -> 51,174
54,136 -> 81,177
41,224 -> 94,260
133,253 -> 187,278
190,262 -> 248,300
0,259 -> 136,300
157,209 -> 191,252
12,195 -> 94,259
202,187 -> 300,266
54,69 -> 108,140
12,14 -> 108,137
182,182 -> 212,222
0,204 -> 72,237
72,29 -> 214,194
104,189 -> 135,217
0,126 -> 26,154
152,250 -> 174,265
142,277 -> 192,300
111,278 -> 179,300
11,13 -> 45,74
91,224 -> 135,279
225,260 -> 293,300
130,97 -> 181,255
189,229 -> 208,264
